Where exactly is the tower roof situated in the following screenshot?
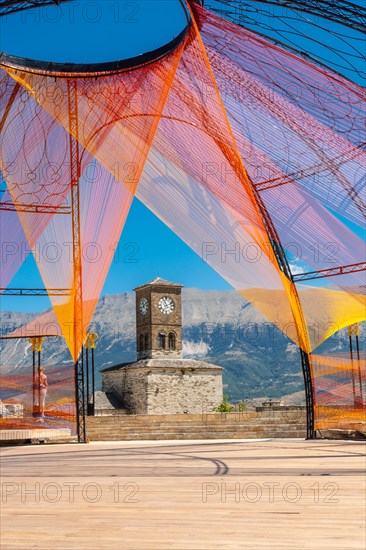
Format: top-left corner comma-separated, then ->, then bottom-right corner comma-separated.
134,278 -> 183,291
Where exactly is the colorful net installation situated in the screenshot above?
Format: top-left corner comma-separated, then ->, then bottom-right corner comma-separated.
0,0 -> 365,440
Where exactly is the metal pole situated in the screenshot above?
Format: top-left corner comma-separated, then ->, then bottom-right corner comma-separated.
74,357 -> 80,438
248,178 -> 314,438
85,333 -> 98,416
32,347 -> 36,417
86,345 -> 89,414
81,345 -> 86,421
355,331 -> 363,405
300,349 -> 314,438
30,337 -> 44,417
349,333 -> 356,408
38,347 -> 41,410
68,78 -> 86,443
91,346 -> 95,415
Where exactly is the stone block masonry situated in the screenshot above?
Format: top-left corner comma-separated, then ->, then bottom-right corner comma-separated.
102,359 -> 223,415
86,409 -> 307,441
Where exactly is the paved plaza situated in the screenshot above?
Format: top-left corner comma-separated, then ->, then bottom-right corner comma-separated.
1,438 -> 365,549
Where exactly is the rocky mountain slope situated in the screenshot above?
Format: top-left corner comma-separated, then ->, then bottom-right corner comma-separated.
0,289 -> 361,402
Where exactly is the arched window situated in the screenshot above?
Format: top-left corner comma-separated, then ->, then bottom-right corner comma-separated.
144,333 -> 149,350
168,332 -> 176,350
139,334 -> 144,351
158,332 -> 166,350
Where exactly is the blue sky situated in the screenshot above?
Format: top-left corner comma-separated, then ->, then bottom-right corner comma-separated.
0,0 -> 363,312
0,0 -> 189,64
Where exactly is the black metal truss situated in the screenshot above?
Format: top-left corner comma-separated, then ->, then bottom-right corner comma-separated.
263,0 -> 364,32
293,262 -> 366,282
348,324 -> 364,408
0,1 -> 191,75
205,0 -> 365,33
68,78 -> 86,444
0,0 -> 68,17
75,352 -> 86,444
0,287 -> 71,296
248,175 -> 315,438
299,349 -> 314,438
0,201 -> 71,214
253,146 -> 365,193
204,0 -> 365,83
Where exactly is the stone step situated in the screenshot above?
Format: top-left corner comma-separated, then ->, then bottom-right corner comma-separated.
94,409 -> 130,416
85,411 -> 306,441
87,422 -> 305,432
87,426 -> 306,440
91,423 -> 303,429
86,425 -> 306,435
87,426 -> 306,435
89,430 -> 306,441
88,436 -> 306,441
87,432 -> 305,441
87,418 -> 305,429
87,425 -> 306,437
89,413 -> 305,424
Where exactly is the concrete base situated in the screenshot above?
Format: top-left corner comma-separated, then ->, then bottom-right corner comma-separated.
317,428 -> 366,440
0,428 -> 73,445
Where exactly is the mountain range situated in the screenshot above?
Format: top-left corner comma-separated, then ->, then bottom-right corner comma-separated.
0,289 -> 361,404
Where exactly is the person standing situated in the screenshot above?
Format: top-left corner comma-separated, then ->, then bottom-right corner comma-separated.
37,367 -> 48,420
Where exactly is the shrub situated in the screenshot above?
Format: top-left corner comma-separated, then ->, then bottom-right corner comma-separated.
238,401 -> 246,412
213,394 -> 233,413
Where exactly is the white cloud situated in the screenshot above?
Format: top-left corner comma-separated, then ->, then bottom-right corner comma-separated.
288,261 -> 304,275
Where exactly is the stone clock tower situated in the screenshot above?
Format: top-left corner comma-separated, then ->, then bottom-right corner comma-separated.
102,278 -> 223,415
134,278 -> 183,360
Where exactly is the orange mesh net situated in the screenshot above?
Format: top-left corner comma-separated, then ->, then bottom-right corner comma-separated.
1,41 -> 185,360
1,2 -> 365,433
312,352 -> 365,431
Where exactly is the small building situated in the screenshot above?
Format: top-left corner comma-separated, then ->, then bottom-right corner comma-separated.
102,278 -> 223,415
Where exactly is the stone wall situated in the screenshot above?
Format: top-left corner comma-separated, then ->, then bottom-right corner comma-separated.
147,367 -> 222,415
123,368 -> 149,414
103,367 -> 148,414
102,359 -> 223,415
102,369 -> 125,401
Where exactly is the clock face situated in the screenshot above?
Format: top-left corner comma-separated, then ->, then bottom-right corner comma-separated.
139,297 -> 148,315
158,296 -> 175,315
